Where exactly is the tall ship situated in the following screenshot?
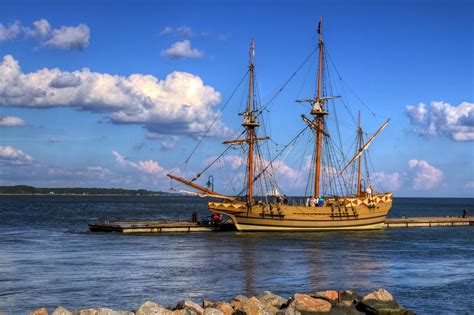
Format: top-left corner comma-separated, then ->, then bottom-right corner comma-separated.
168,18 -> 392,231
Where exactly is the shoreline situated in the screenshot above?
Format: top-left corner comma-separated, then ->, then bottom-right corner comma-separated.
25,288 -> 414,315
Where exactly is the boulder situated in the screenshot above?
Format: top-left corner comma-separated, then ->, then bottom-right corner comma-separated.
338,291 -> 361,307
287,293 -> 332,313
357,288 -> 413,315
213,302 -> 233,315
175,300 -> 204,315
203,308 -> 224,315
232,295 -> 249,302
256,291 -> 288,309
96,308 -> 134,315
52,306 -> 73,315
313,290 -> 339,302
275,306 -> 299,315
233,296 -> 277,315
136,301 -> 172,315
326,303 -> 365,315
77,309 -> 98,315
202,299 -> 215,309
29,307 -> 49,315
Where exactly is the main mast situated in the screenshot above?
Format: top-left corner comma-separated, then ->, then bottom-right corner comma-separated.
357,112 -> 363,196
243,39 -> 258,207
313,16 -> 327,197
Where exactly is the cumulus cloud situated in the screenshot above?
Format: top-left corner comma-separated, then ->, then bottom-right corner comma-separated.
371,171 -> 401,191
25,19 -> 51,38
49,73 -> 82,88
0,54 -> 232,137
0,18 -> 89,51
0,115 -> 26,126
0,21 -> 22,42
162,40 -> 204,59
408,159 -> 443,190
0,146 -> 33,165
406,101 -> 474,141
113,150 -> 167,175
44,23 -> 90,50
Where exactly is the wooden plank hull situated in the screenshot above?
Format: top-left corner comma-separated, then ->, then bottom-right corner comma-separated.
209,193 -> 392,231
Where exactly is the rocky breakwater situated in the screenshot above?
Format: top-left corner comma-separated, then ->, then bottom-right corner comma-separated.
25,288 -> 414,315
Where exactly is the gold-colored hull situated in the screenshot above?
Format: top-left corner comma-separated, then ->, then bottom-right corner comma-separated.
209,193 -> 392,231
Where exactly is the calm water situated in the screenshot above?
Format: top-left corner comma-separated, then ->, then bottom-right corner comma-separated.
0,196 -> 473,314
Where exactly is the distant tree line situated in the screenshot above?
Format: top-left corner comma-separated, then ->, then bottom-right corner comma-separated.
0,185 -> 171,195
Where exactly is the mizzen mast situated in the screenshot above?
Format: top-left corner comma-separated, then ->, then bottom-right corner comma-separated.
313,16 -> 328,198
357,112 -> 363,196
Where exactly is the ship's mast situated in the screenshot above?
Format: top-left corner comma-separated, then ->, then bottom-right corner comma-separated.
313,16 -> 326,198
243,39 -> 257,207
357,112 -> 363,196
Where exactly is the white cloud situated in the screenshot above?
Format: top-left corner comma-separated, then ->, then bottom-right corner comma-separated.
112,150 -> 167,175
406,101 -> 474,141
160,25 -> 192,37
0,21 -> 22,42
160,136 -> 178,151
0,146 -> 33,164
44,23 -> 90,50
0,115 -> 26,126
1,19 -> 90,51
161,40 -> 204,59
0,54 -> 232,137
408,159 -> 443,190
465,181 -> 474,190
371,171 -> 401,191
25,19 -> 51,38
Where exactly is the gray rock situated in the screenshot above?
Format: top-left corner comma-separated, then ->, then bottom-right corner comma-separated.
327,303 -> 364,315
257,291 -> 288,309
203,308 -> 224,315
52,306 -> 73,315
276,305 -> 300,315
360,288 -> 401,313
136,301 -> 171,315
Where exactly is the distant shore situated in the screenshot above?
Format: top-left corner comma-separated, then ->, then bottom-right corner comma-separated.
0,185 -> 175,196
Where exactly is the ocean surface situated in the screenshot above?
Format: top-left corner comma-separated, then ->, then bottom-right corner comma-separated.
0,196 -> 473,314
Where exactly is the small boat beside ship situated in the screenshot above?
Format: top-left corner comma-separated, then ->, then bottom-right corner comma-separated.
167,17 -> 392,231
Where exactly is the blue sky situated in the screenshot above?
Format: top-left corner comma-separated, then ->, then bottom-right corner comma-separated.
0,0 -> 472,197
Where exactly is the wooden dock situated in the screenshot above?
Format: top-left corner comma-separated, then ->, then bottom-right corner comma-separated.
384,217 -> 473,228
89,217 -> 473,233
88,220 -> 236,233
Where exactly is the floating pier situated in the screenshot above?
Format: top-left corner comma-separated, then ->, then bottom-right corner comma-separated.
89,217 -> 473,233
88,220 -> 236,233
384,217 -> 473,228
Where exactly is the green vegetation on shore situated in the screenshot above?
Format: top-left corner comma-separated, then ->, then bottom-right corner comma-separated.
0,185 -> 171,195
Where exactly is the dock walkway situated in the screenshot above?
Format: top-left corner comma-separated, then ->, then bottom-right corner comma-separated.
89,217 -> 473,233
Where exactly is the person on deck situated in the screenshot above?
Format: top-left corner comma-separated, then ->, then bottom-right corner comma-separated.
282,195 -> 289,205
309,196 -> 316,207
366,185 -> 373,199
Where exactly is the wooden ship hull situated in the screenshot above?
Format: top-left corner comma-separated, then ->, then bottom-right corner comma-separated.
209,193 -> 392,231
